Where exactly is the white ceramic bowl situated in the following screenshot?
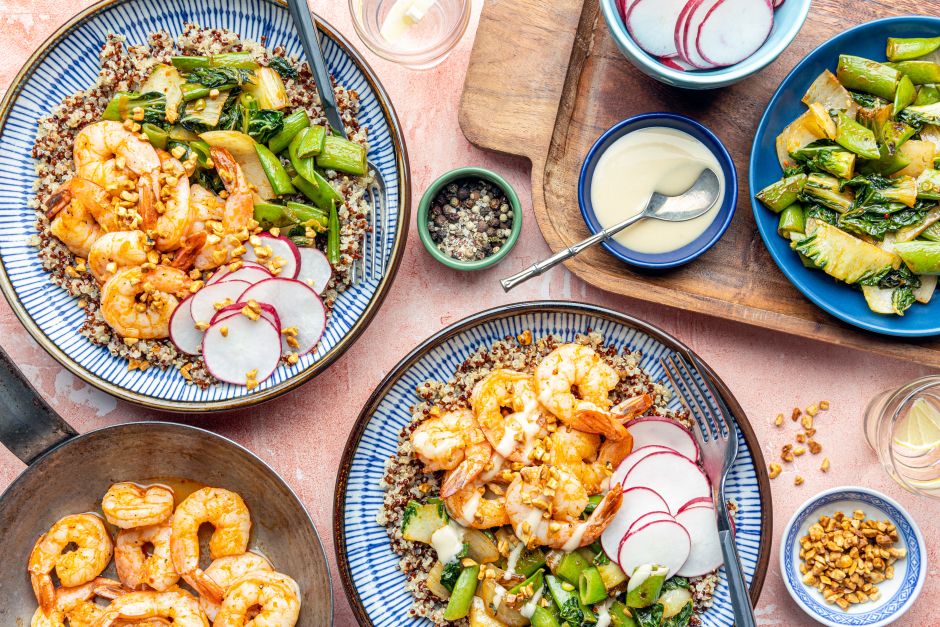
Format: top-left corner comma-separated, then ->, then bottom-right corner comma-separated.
779,486 -> 926,627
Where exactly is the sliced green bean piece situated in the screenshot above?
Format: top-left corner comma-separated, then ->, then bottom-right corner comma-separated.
171,52 -> 259,71
886,61 -> 940,85
286,201 -> 329,231
836,111 -> 881,160
837,55 -> 900,101
442,564 -> 479,620
609,601 -> 639,627
778,203 -> 805,239
514,547 -> 547,578
141,123 -> 168,150
180,82 -> 236,102
915,85 -> 940,107
268,109 -> 311,154
894,75 -> 917,115
255,144 -> 296,196
887,37 -> 940,62
316,135 -> 368,176
555,552 -> 590,586
298,125 -> 327,158
531,607 -> 563,627
289,128 -> 319,182
509,569 -> 544,596
578,567 -> 607,605
292,172 -> 343,213
328,200 -> 340,265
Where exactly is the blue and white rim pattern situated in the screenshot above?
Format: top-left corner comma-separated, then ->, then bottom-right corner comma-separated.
0,0 -> 402,406
340,307 -> 765,627
782,490 -> 925,626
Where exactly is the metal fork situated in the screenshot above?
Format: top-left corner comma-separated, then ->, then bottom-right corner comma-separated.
660,351 -> 758,627
286,0 -> 388,286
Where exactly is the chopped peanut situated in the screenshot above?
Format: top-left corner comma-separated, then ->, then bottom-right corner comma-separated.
792,407 -> 801,421
796,433 -> 806,443
807,403 -> 819,416
820,400 -> 830,410
768,463 -> 782,479
775,413 -> 783,426
517,330 -> 533,346
794,475 -> 804,485
802,414 -> 813,429
782,444 -> 794,462
808,439 -> 822,454
220,326 -> 228,338
821,458 -> 830,472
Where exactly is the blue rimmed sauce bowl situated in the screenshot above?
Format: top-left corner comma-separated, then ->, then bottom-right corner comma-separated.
578,112 -> 737,269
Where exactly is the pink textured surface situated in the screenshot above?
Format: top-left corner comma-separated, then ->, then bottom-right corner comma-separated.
0,1 -> 936,625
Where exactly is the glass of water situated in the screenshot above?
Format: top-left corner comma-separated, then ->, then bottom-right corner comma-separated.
864,375 -> 940,498
349,0 -> 471,69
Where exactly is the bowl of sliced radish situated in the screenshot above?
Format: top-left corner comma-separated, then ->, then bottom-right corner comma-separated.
600,0 -> 811,89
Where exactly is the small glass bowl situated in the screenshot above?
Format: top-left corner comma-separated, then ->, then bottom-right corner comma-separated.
349,0 -> 471,69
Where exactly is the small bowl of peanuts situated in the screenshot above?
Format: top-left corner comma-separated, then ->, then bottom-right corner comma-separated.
780,486 -> 926,627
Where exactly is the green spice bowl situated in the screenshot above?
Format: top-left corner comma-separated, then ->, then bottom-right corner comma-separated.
417,167 -> 522,270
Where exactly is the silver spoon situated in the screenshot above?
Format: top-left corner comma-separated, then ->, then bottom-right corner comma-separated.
499,168 -> 721,292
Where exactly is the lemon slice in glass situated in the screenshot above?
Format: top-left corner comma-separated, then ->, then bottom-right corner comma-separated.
893,399 -> 940,451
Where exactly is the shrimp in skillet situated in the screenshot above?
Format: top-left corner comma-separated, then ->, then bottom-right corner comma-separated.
213,571 -> 301,627
114,516 -> 178,591
30,577 -> 125,627
199,552 -> 273,622
99,266 -> 191,339
102,482 -> 175,529
90,588 -> 208,627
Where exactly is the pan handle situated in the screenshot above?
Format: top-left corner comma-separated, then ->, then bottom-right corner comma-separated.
0,345 -> 76,465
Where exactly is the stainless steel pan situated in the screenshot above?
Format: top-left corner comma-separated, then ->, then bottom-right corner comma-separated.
0,347 -> 331,625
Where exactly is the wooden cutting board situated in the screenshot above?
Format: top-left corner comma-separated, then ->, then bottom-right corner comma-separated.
458,0 -> 940,367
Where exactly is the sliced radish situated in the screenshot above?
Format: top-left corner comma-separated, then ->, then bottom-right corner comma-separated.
772,0 -> 784,7
626,417 -> 699,462
626,0 -> 687,58
623,452 -> 711,514
680,0 -> 721,68
207,260 -> 271,286
600,487 -> 669,562
618,520 -> 691,578
677,496 -> 714,514
242,233 -> 300,280
673,0 -> 697,62
211,302 -> 282,332
621,0 -> 643,21
627,511 -> 675,536
238,279 -> 326,356
660,56 -> 696,71
201,314 -> 281,386
675,504 -> 724,576
218,266 -> 273,285
696,0 -> 773,67
169,295 -> 203,356
190,280 -> 251,326
295,248 -> 332,295
611,445 -> 676,488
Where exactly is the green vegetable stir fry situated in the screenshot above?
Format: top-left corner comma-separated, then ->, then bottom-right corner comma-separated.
757,36 -> 940,315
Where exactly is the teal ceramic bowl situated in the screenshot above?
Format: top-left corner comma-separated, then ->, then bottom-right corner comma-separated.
417,167 -> 522,270
599,0 -> 812,89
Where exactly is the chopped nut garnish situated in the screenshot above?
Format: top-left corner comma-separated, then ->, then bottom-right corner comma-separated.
287,353 -> 299,365
228,261 -> 243,272
241,306 -> 260,322
782,444 -> 794,462
247,299 -> 262,313
132,106 -> 145,121
794,475 -> 804,485
808,439 -> 822,454
792,407 -> 801,421
775,413 -> 783,426
270,227 -> 280,237
123,337 -> 138,346
820,400 -> 830,410
245,379 -> 259,391
189,281 -> 205,293
821,458 -> 830,472
796,433 -> 806,443
179,363 -> 193,380
246,368 -> 259,379
794,447 -> 806,456
77,299 -> 87,309
805,427 -> 817,437
461,558 -> 477,568
801,414 -> 813,429
194,321 -> 210,332
807,403 -> 819,416
220,326 -> 228,338
769,463 -> 782,479
281,326 -> 298,336
285,336 -> 299,349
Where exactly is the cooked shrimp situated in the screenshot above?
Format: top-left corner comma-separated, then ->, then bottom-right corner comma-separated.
549,426 -> 633,495
535,344 -> 628,440
30,577 -> 126,627
115,516 -> 179,591
73,121 -> 161,192
152,150 -> 193,252
188,184 -> 225,235
200,553 -> 273,622
410,408 -> 492,498
612,394 -> 653,422
171,487 -> 251,604
470,370 -> 549,463
444,474 -> 510,529
505,466 -> 622,549
100,266 -> 191,339
29,514 -> 114,613
102,482 -> 174,529
49,194 -> 102,259
213,571 -> 301,627
90,589 -> 208,627
194,148 -> 253,270
88,232 -> 154,283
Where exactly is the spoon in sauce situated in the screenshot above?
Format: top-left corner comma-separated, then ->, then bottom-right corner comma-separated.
499,168 -> 721,292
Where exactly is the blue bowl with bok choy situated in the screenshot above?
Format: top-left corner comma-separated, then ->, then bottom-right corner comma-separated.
750,16 -> 940,337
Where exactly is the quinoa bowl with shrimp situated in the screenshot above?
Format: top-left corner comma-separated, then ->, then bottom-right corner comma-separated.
335,302 -> 773,627
0,0 -> 408,411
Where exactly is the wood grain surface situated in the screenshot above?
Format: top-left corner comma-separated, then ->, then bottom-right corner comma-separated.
459,0 -> 940,367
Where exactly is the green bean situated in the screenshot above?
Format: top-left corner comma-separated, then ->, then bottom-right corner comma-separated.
179,83 -> 236,102
514,547 -> 547,578
298,125 -> 327,158
328,199 -> 340,265
578,567 -> 607,605
190,140 -> 212,169
894,75 -> 918,114
546,574 -> 596,624
836,111 -> 881,160
292,173 -> 344,213
756,174 -> 808,213
777,203 -> 805,239
141,123 -> 168,150
916,85 -> 940,107
531,607 -> 563,627
837,55 -> 900,101
254,144 -> 296,196
554,552 -> 590,586
316,135 -> 368,176
254,203 -> 293,230
289,128 -> 319,182
883,122 -> 915,155
442,564 -> 478,620
887,37 -> 940,62
509,569 -> 544,596
268,109 -> 311,154
609,601 -> 639,627
171,52 -> 259,71
886,61 -> 940,85
286,201 -> 329,231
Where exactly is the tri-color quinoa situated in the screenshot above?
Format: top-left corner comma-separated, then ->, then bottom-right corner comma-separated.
376,331 -> 720,626
27,24 -> 373,385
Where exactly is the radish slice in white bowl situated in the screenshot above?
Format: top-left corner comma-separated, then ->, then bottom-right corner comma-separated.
626,0 -> 688,58
618,519 -> 691,578
218,266 -> 272,285
238,278 -> 326,356
626,417 -> 699,462
169,295 -> 203,355
680,0 -> 721,68
211,302 -> 282,332
611,445 -> 676,487
675,504 -> 724,576
202,315 -> 282,386
295,248 -> 332,295
190,280 -> 251,326
622,451 -> 711,514
242,233 -> 301,279
600,486 -> 669,562
659,56 -> 696,71
696,0 -> 774,67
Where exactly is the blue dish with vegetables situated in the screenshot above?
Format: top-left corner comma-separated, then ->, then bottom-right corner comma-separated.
750,16 -> 940,336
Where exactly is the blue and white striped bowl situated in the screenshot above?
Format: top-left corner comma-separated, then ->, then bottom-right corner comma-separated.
0,0 -> 409,411
335,302 -> 772,627
780,487 -> 926,627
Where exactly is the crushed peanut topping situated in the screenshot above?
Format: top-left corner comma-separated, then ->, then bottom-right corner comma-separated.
220,326 -> 229,338
775,413 -> 783,427
194,321 -> 210,332
820,400 -> 830,411
807,403 -> 819,417
794,475 -> 804,485
768,463 -> 782,479
246,368 -> 259,379
287,353 -> 299,365
821,458 -> 830,472
792,407 -> 802,421
245,379 -> 259,391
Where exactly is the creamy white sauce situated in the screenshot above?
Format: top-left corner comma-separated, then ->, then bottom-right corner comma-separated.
479,452 -> 506,483
561,521 -> 589,552
590,127 -> 725,254
595,598 -> 614,627
627,563 -> 670,593
495,390 -> 543,461
430,521 -> 467,564
492,583 -> 508,610
503,541 -> 526,580
411,430 -> 459,459
456,490 -> 482,527
520,583 -> 545,619
517,508 -> 544,544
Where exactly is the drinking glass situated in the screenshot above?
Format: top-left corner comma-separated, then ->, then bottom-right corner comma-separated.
864,375 -> 940,499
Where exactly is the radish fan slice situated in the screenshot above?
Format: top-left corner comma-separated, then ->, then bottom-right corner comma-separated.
202,315 -> 281,385
696,0 -> 774,67
169,295 -> 203,356
626,0 -> 688,58
238,278 -> 326,356
190,280 -> 251,327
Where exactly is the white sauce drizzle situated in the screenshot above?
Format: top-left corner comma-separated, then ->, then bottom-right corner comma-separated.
595,598 -> 614,627
430,521 -> 467,564
520,583 -> 545,619
479,453 -> 506,482
492,583 -> 508,610
517,508 -> 544,545
503,541 -> 526,580
457,491 -> 482,527
561,521 -> 589,552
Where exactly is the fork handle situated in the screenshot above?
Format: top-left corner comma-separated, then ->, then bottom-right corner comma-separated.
719,529 -> 758,627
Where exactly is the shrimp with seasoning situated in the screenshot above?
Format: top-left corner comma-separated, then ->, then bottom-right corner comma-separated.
48,193 -> 102,259
89,589 -> 208,627
114,516 -> 178,591
29,577 -> 126,627
151,150 -> 193,252
199,553 -> 273,622
187,184 -> 225,236
194,148 -> 253,270
73,121 -> 161,194
171,487 -> 251,604
470,370 -> 549,463
213,570 -> 301,627
444,473 -> 510,529
410,408 -> 492,498
535,344 -> 629,440
88,232 -> 155,284
102,482 -> 174,529
505,466 -> 622,549
29,514 -> 114,613
99,266 -> 191,339
548,426 -> 633,495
